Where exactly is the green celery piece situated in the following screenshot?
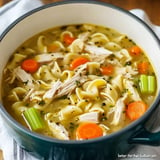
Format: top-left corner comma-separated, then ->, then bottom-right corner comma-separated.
139,75 -> 148,93
148,75 -> 156,94
23,107 -> 44,131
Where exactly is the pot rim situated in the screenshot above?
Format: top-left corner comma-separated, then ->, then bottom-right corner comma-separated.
0,0 -> 160,146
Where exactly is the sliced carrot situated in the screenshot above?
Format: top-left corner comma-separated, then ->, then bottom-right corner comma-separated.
138,62 -> 149,74
126,101 -> 147,121
100,65 -> 114,75
63,34 -> 76,45
70,57 -> 89,70
129,46 -> 142,56
76,122 -> 103,140
47,44 -> 59,52
21,59 -> 39,73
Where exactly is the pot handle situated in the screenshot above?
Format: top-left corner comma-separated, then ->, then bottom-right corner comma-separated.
129,127 -> 160,146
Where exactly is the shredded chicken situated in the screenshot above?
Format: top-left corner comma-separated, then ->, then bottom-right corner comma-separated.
43,64 -> 88,100
85,45 -> 112,63
123,79 -> 142,101
47,121 -> 69,140
68,39 -> 84,53
78,32 -> 90,41
43,80 -> 62,99
78,112 -> 99,123
111,94 -> 127,125
14,66 -> 34,87
85,45 -> 112,55
56,64 -> 88,97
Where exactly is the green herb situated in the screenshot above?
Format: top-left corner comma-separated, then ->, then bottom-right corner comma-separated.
100,113 -> 108,122
32,80 -> 36,84
85,71 -> 89,76
95,68 -> 102,76
69,122 -> 78,131
40,111 -> 45,115
38,100 -> 46,106
23,80 -> 29,85
37,80 -> 42,84
124,61 -> 132,66
107,76 -> 113,82
133,84 -> 138,88
121,88 -> 128,95
25,103 -> 29,107
100,117 -> 107,121
58,95 -> 68,99
75,80 -> 81,87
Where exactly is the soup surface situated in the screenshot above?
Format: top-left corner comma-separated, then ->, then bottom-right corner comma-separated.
2,24 -> 157,140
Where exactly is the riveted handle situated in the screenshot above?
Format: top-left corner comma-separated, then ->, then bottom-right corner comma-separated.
129,127 -> 160,146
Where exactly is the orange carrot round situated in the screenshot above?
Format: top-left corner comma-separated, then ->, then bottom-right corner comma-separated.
63,34 -> 76,45
138,62 -> 149,74
126,101 -> 147,121
76,122 -> 103,140
70,57 -> 89,70
21,59 -> 39,73
129,46 -> 142,56
100,65 -> 114,75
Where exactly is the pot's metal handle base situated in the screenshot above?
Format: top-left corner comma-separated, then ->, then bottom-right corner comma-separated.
129,127 -> 160,146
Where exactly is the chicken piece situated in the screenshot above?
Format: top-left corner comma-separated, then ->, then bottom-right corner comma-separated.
123,79 -> 141,101
43,80 -> 62,99
55,65 -> 88,98
85,45 -> 112,55
43,64 -> 87,100
111,94 -> 127,125
68,39 -> 84,53
14,66 -> 34,87
47,121 -> 69,140
56,76 -> 87,98
78,32 -> 90,41
78,112 -> 99,123
85,45 -> 112,63
111,75 -> 123,91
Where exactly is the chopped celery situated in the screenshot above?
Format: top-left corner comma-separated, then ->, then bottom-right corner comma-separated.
139,75 -> 148,93
148,75 -> 156,93
139,75 -> 156,94
22,107 -> 44,131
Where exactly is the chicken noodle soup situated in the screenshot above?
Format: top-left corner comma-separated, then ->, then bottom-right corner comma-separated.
2,24 -> 157,140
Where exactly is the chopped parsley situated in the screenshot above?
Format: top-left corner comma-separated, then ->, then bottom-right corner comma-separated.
75,80 -> 81,87
38,100 -> 46,106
